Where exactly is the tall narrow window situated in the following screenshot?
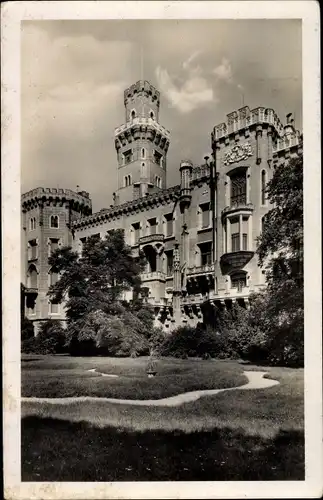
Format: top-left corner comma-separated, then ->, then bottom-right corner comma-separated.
29,217 -> 36,231
141,162 -> 147,178
200,203 -> 210,228
141,148 -> 146,159
28,239 -> 38,260
199,242 -> 212,266
131,109 -> 136,120
48,238 -> 59,257
27,265 -> 38,289
148,218 -> 157,235
164,213 -> 173,237
261,170 -> 266,205
132,222 -> 140,244
230,170 -> 246,205
49,268 -> 59,287
231,233 -> 240,252
50,215 -> 59,228
165,250 -> 174,275
150,110 -> 155,120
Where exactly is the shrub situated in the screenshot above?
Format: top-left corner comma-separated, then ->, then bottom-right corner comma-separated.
67,308 -> 150,357
21,316 -> 34,341
22,319 -> 67,355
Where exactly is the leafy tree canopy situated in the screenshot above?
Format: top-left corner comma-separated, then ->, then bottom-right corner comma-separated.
47,229 -> 146,323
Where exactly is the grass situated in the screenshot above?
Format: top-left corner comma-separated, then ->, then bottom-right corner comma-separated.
21,417 -> 304,481
21,355 -> 247,399
21,355 -> 304,481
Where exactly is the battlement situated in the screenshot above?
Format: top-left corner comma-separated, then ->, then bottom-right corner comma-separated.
22,187 -> 92,211
124,80 -> 160,107
114,116 -> 170,139
73,185 -> 180,230
212,106 -> 285,141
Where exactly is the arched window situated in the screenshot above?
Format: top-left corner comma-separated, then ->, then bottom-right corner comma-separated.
29,217 -> 36,231
27,264 -> 38,289
124,176 -> 128,187
50,215 -> 59,228
128,175 -> 132,186
231,271 -> 247,291
261,170 -> 267,205
141,148 -> 146,159
150,110 -> 155,120
131,109 -> 136,120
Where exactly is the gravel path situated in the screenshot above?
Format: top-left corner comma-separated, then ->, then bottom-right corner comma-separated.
21,371 -> 279,408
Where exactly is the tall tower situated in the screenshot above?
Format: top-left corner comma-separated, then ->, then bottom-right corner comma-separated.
114,80 -> 170,204
21,187 -> 92,332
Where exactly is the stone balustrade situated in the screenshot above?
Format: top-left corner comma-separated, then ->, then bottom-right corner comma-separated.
141,271 -> 166,282
187,264 -> 215,276
139,233 -> 165,245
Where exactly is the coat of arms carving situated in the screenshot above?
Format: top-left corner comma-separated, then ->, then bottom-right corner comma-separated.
223,142 -> 253,166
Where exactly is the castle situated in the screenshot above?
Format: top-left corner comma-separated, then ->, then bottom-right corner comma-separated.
21,80 -> 302,333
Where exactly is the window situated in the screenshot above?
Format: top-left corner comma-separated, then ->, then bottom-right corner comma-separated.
50,215 -> 59,228
148,218 -> 157,235
141,148 -> 146,159
29,217 -> 36,231
150,110 -> 155,120
153,150 -> 163,166
155,176 -> 162,188
200,203 -> 210,228
132,222 -> 140,244
49,269 -> 59,286
231,233 -> 240,252
200,242 -> 212,266
49,301 -> 60,314
124,175 -> 132,187
123,149 -> 133,165
131,109 -> 136,119
165,250 -> 174,275
261,170 -> 266,205
164,213 -> 173,237
243,233 -> 248,251
28,239 -> 38,260
230,170 -> 246,205
27,264 -> 38,289
231,273 -> 247,291
48,238 -> 59,257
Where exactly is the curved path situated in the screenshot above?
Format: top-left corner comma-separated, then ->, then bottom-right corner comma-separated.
87,368 -> 119,378
22,371 -> 279,408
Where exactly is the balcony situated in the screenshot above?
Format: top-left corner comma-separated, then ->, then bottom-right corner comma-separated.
221,202 -> 254,219
220,250 -> 254,273
139,233 -> 165,246
141,271 -> 166,282
187,264 -> 215,277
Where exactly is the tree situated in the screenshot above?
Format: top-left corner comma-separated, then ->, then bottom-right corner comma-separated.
47,229 -> 146,323
255,154 -> 303,366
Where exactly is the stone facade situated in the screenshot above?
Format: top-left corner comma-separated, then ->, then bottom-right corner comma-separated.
21,81 -> 302,333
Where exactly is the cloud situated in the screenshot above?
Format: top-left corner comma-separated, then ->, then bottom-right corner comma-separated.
213,57 -> 233,83
156,51 -> 214,113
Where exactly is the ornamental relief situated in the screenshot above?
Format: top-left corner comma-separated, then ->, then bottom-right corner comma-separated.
223,142 -> 253,166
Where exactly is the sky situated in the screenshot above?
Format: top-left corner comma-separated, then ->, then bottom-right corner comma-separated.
21,20 -> 302,212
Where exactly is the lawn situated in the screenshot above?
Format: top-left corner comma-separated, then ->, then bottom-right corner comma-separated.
21,355 -> 304,481
21,354 -> 247,399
